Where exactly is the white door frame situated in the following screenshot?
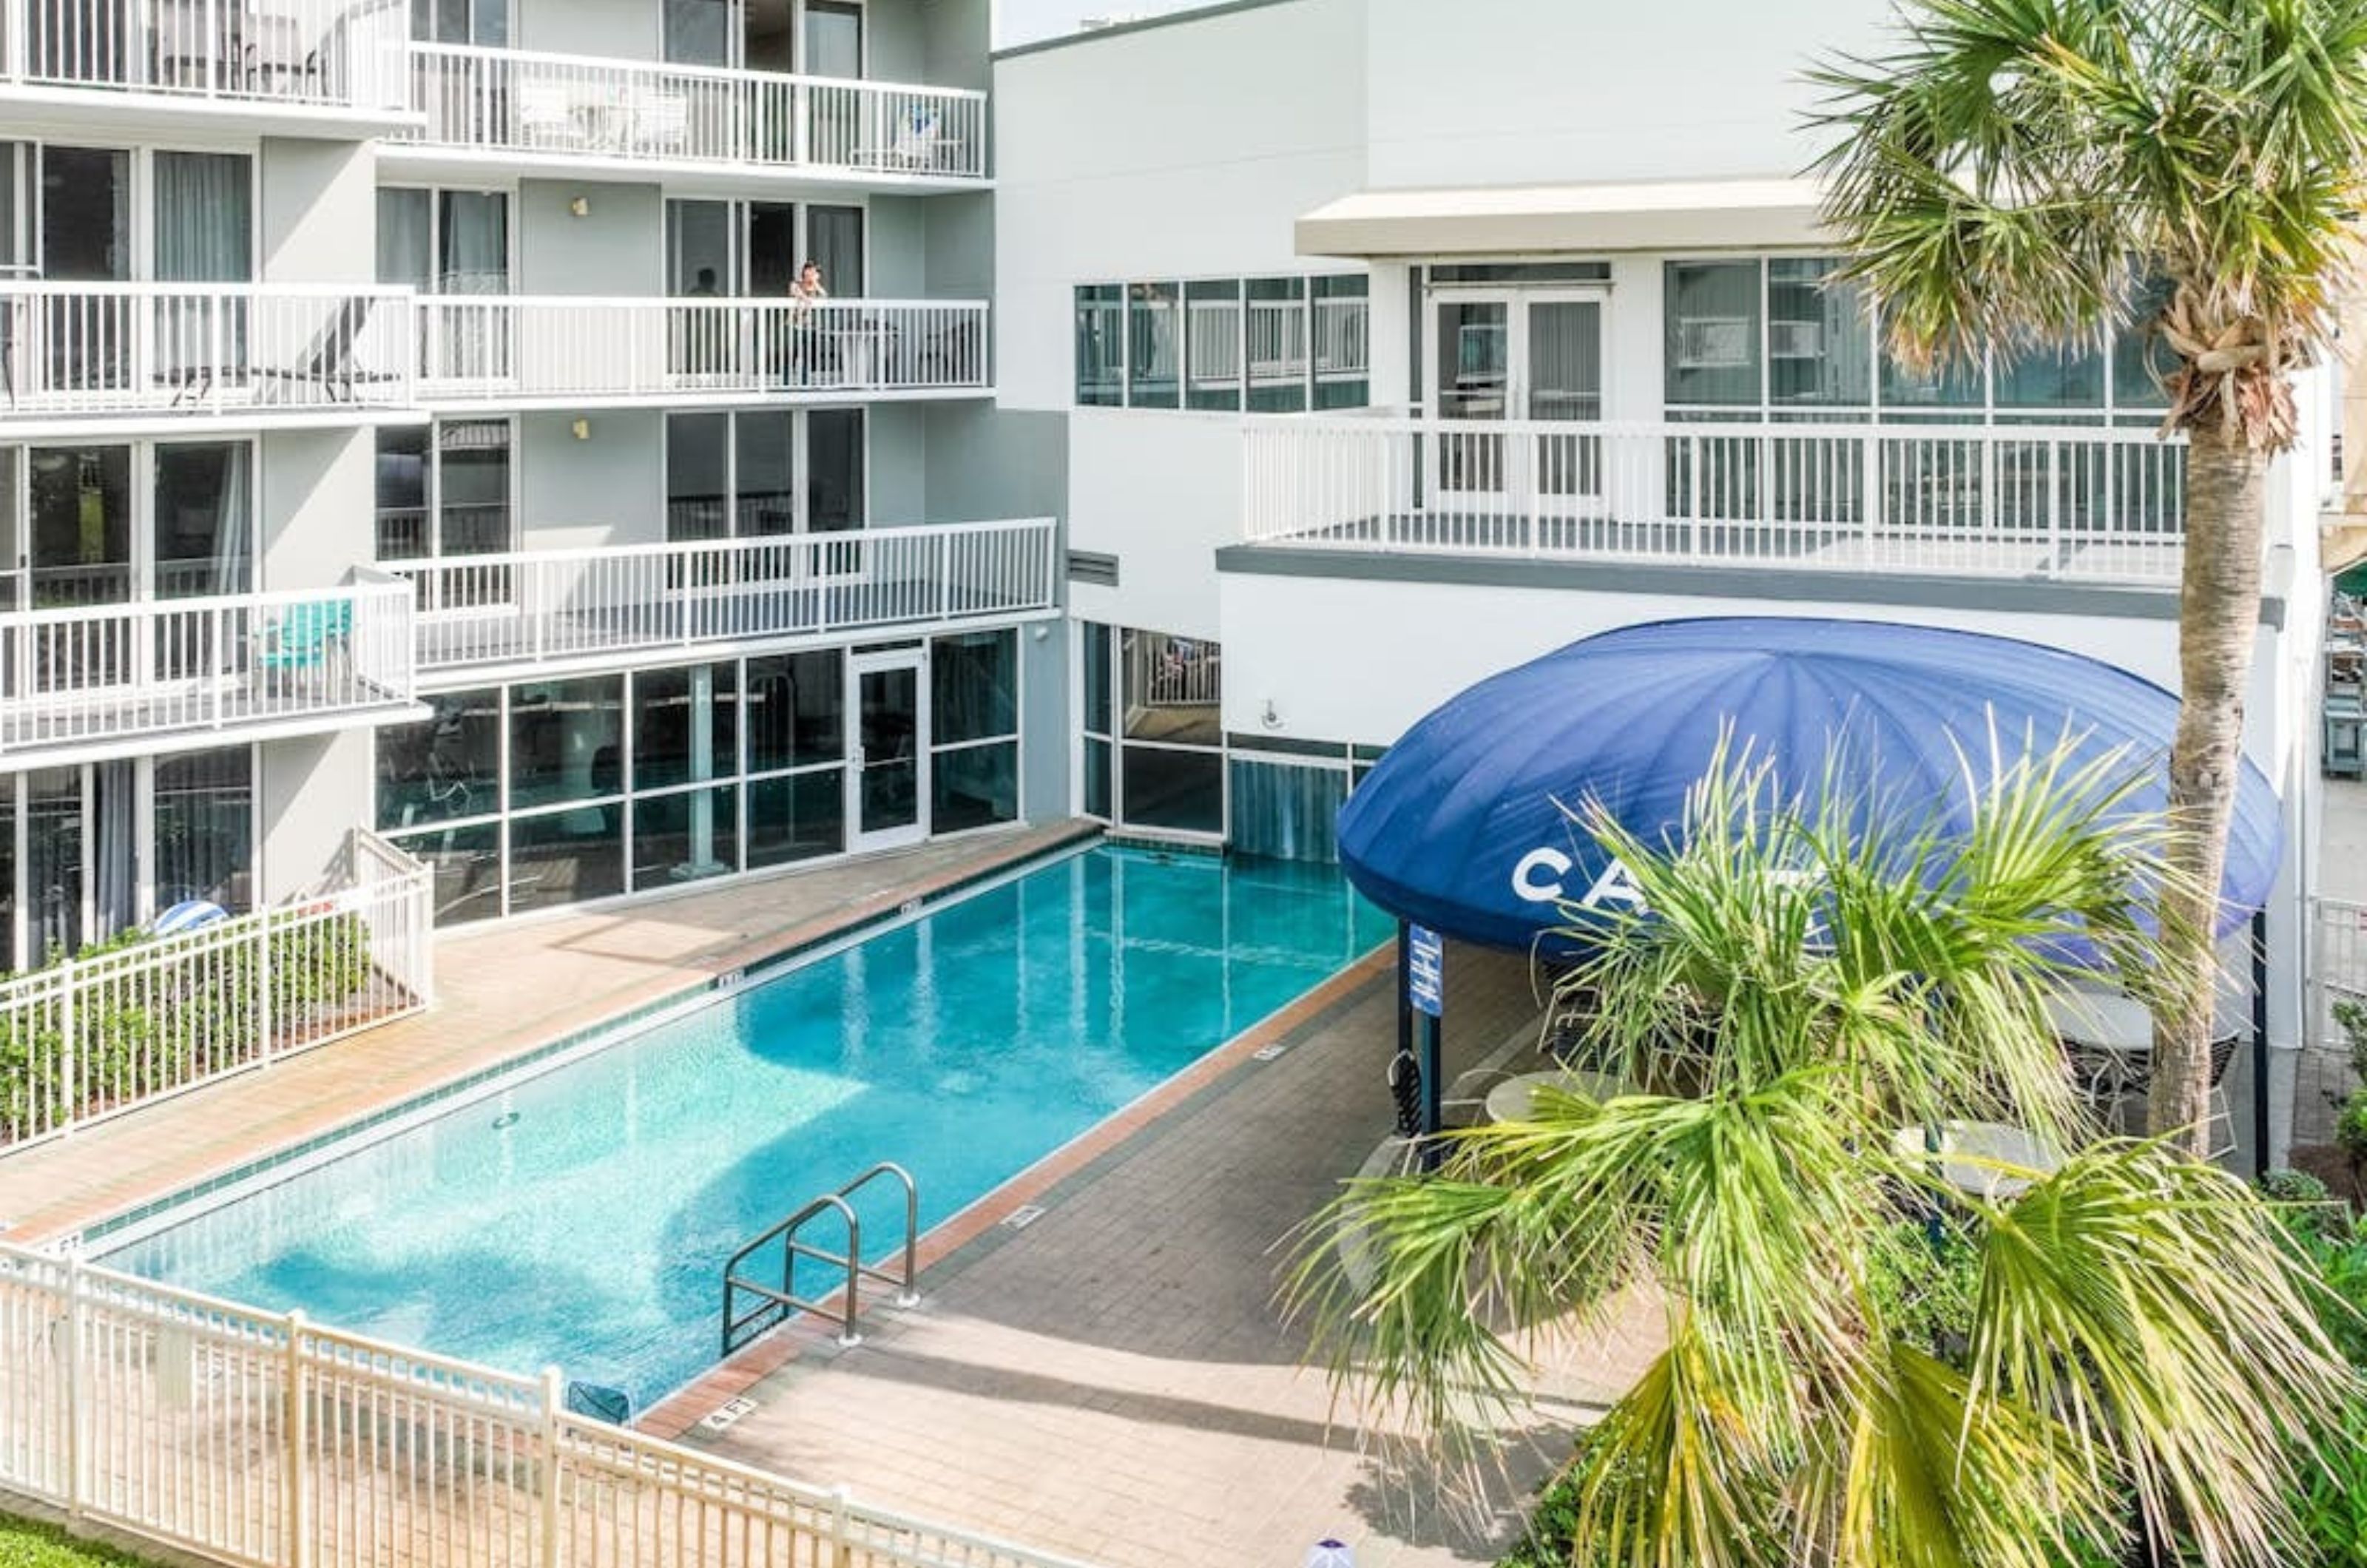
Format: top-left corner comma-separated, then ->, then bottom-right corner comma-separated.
846,643 -> 925,852
1423,285 -> 1610,515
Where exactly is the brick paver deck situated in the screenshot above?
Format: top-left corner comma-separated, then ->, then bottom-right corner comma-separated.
680,942 -> 1662,1568
0,820 -> 1096,1243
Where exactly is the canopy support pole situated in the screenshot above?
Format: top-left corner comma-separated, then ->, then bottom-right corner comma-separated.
2251,907 -> 2270,1177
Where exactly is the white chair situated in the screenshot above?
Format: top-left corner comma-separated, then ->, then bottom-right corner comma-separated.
516,79 -> 576,147
628,90 -> 688,155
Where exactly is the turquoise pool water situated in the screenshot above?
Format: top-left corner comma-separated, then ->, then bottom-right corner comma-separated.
102,845 -> 1390,1411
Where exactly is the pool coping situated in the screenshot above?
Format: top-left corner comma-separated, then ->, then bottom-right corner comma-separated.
635,939 -> 1397,1439
20,821 -> 1105,1250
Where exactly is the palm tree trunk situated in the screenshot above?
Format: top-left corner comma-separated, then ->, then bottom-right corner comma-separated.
2150,419 -> 2272,1155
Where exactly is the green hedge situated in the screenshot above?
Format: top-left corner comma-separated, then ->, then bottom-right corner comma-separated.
0,912 -> 372,1142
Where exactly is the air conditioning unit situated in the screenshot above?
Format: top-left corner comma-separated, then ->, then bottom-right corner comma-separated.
1769,320 -> 1823,359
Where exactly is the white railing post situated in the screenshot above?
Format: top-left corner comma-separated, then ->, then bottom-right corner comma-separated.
539,1365 -> 565,1568
56,956 -> 77,1138
255,909 -> 274,1064
285,1308 -> 309,1568
63,1249 -> 86,1518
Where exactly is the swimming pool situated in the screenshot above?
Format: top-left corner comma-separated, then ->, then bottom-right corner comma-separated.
100,845 -> 1390,1411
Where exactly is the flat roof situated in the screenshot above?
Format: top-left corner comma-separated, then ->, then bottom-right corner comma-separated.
1295,176 -> 1829,257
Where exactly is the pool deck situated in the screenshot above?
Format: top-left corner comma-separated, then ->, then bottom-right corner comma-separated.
0,820 -> 1098,1243
663,940 -> 1660,1568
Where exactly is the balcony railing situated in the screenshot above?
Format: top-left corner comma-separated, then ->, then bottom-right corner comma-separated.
0,829 -> 433,1148
1,0 -> 410,109
1242,413 -> 2190,585
416,296 -> 989,405
382,517 -> 1058,676
0,283 -> 415,418
404,42 -> 987,180
0,574 -> 417,760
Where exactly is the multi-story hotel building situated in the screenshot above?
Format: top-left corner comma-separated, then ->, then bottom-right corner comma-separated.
0,0 -> 1065,954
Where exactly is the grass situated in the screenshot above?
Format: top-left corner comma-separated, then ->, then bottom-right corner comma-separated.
0,1513 -> 163,1568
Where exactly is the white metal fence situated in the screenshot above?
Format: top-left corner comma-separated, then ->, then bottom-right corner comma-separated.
2314,895 -> 2367,1047
2,0 -> 410,109
0,577 -> 417,760
0,830 -> 432,1147
0,1243 -> 1098,1568
1243,413 -> 2190,584
0,284 -> 416,417
383,518 -> 1058,676
416,297 -> 990,403
405,43 -> 988,180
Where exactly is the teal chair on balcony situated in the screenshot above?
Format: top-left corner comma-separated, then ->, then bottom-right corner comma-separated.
256,598 -> 354,703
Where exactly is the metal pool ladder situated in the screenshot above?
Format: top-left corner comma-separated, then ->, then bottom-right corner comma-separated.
720,1162 -> 921,1355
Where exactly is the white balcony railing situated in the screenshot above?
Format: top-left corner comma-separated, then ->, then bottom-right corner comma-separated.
382,517 -> 1058,676
0,283 -> 415,417
416,296 -> 989,404
0,828 -> 433,1147
0,574 -> 416,758
2,0 -> 410,109
405,42 -> 987,179
1243,413 -> 2191,585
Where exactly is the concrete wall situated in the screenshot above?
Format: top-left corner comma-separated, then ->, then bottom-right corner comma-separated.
991,0 -> 1368,410
258,427 -> 375,589
259,139 -> 377,285
868,402 -> 929,521
260,733 -> 374,901
1360,0 -> 1891,189
517,180 -> 663,295
922,404 -> 1066,526
1019,618 -> 1070,822
1062,408 -> 1235,639
518,409 -> 667,548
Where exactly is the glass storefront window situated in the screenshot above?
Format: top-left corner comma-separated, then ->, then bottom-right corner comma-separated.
398,822 -> 502,926
634,663 -> 738,791
1082,622 -> 1112,736
1766,257 -> 1869,408
378,688 -> 501,830
747,651 -> 843,771
931,630 -> 1016,746
1312,274 -> 1370,410
1184,280 -> 1242,412
747,770 -> 844,868
933,743 -> 1016,834
632,786 -> 739,887
509,808 -> 624,913
508,677 -> 624,809
1121,629 -> 1220,747
1119,747 -> 1223,836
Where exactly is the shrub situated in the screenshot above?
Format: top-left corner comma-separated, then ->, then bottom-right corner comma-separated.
0,912 -> 374,1143
2339,1095 -> 2367,1172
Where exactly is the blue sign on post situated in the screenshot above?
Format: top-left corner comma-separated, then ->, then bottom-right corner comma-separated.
1407,924 -> 1444,1018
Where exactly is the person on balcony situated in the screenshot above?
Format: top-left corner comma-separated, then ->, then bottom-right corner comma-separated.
788,261 -> 830,386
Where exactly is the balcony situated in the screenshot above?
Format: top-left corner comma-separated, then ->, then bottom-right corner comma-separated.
0,573 -> 421,765
413,297 -> 988,409
394,43 -> 987,187
0,0 -> 411,132
382,517 -> 1057,682
0,283 -> 416,434
1241,413 -> 2189,586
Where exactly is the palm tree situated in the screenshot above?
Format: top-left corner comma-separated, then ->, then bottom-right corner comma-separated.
1287,745 -> 2355,1567
1811,0 -> 2367,1152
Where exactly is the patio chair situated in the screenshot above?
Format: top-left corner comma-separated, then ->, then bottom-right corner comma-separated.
627,89 -> 689,155
858,102 -> 948,172
255,296 -> 405,405
254,598 -> 354,700
517,78 -> 576,148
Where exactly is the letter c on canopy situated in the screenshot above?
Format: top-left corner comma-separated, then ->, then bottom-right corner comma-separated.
1510,847 -> 1572,904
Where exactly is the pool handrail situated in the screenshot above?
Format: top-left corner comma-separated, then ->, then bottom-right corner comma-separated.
721,1160 -> 920,1354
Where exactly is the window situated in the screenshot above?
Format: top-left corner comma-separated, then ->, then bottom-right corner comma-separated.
1668,254 -> 2170,422
931,630 -> 1019,834
377,420 -> 513,567
1127,282 -> 1179,408
1078,621 -> 1223,838
19,439 -> 253,608
1075,285 -> 1123,406
377,188 -> 508,294
666,411 -> 800,540
1078,274 -> 1366,412
153,747 -> 252,913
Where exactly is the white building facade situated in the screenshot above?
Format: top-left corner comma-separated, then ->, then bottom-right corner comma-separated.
993,0 -> 2334,1146
0,0 -> 1072,956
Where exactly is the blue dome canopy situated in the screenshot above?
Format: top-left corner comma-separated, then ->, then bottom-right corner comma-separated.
1336,617 -> 2284,956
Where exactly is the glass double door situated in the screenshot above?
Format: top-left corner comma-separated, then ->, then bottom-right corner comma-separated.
1428,289 -> 1606,513
848,647 -> 924,852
